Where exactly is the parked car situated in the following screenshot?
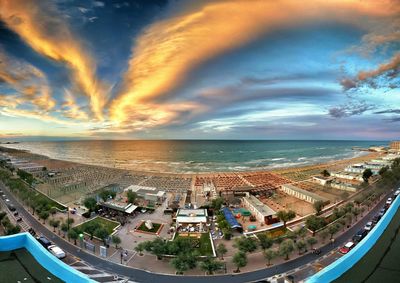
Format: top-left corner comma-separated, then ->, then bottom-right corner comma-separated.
339,241 -> 355,254
48,245 -> 66,259
372,215 -> 381,225
16,217 -> 23,222
394,190 -> 400,198
36,236 -> 52,249
7,203 -> 16,211
386,198 -> 393,206
13,211 -> 18,216
28,228 -> 36,236
353,229 -> 368,242
364,221 -> 373,231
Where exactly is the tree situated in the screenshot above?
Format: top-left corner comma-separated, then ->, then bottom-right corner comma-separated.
68,229 -> 79,245
279,239 -> 295,260
127,190 -> 137,204
232,251 -> 247,273
306,237 -> 318,249
378,166 -> 388,176
321,169 -> 330,177
305,215 -> 326,236
135,242 -> 145,256
85,222 -> 101,240
295,226 -> 307,240
362,169 -> 373,183
352,207 -> 361,221
296,239 -> 307,254
99,190 -> 116,202
112,235 -> 121,248
276,210 -> 296,228
94,227 -> 109,245
49,218 -> 60,232
170,252 -> 197,274
83,197 -> 97,212
39,210 -> 49,224
50,207 -> 57,216
319,229 -> 329,243
264,249 -> 277,266
200,257 -> 224,275
313,200 -> 326,215
327,223 -> 340,240
258,234 -> 273,251
211,197 -> 224,210
341,191 -> 350,200
345,213 -> 353,226
216,243 -> 228,260
61,223 -> 69,237
234,236 -> 258,253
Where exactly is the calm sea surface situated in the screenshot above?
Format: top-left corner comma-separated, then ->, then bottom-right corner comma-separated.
2,140 -> 387,173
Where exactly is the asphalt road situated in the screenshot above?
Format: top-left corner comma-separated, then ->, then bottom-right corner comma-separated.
0,182 -> 392,283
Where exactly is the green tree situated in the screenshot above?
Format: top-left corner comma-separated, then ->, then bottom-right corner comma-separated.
211,197 -> 224,210
279,239 -> 295,260
305,215 -> 326,236
362,169 -> 373,183
378,166 -> 388,176
327,223 -> 340,240
296,239 -> 307,254
232,251 -> 247,273
258,234 -> 273,251
319,229 -> 329,243
49,218 -> 60,232
94,227 -> 109,245
276,210 -> 296,228
112,235 -> 121,248
200,257 -> 224,275
68,229 -> 79,245
216,243 -> 228,260
50,207 -> 57,216
234,236 -> 258,253
313,200 -> 326,215
83,197 -> 97,213
306,237 -> 318,249
352,207 -> 361,221
135,242 -> 145,256
85,222 -> 101,240
264,249 -> 277,266
127,190 -> 137,204
61,223 -> 69,237
39,210 -> 49,224
171,253 -> 197,274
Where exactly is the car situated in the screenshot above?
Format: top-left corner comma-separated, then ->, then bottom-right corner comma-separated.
28,228 -> 36,236
353,229 -> 368,242
36,236 -> 52,249
13,211 -> 18,216
339,241 -> 355,254
7,203 -> 16,211
386,198 -> 393,206
394,190 -> 400,198
372,215 -> 381,225
364,221 -> 373,231
48,245 -> 66,259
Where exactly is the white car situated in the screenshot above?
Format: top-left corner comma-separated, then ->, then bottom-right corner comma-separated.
364,221 -> 373,231
386,198 -> 393,205
48,245 -> 66,259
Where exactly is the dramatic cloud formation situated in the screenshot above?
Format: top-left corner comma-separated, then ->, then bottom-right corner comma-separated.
0,0 -> 106,119
0,49 -> 56,112
0,0 -> 399,139
110,0 -> 398,124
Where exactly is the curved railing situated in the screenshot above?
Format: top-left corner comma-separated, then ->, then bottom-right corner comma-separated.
0,232 -> 93,283
306,193 -> 400,283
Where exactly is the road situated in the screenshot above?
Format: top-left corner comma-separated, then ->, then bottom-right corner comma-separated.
0,182 -> 391,283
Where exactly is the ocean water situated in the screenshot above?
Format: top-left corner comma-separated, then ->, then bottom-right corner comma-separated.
2,140 -> 386,173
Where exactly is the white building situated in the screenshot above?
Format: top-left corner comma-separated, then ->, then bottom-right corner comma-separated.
280,184 -> 328,204
125,185 -> 166,203
312,176 -> 332,186
242,195 -> 276,224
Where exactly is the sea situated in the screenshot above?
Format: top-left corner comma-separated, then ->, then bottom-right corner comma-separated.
1,140 -> 387,174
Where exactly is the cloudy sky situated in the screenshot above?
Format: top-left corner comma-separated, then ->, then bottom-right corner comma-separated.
0,0 -> 399,140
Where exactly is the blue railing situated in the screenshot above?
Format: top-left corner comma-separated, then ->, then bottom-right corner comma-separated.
306,194 -> 400,283
0,232 -> 93,283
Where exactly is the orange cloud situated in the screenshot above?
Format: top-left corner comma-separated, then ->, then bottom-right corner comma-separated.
0,49 -> 56,112
0,0 -> 105,119
358,52 -> 400,81
110,0 -> 398,124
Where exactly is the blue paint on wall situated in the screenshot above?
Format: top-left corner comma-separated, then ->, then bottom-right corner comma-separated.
0,232 -> 94,283
306,194 -> 400,283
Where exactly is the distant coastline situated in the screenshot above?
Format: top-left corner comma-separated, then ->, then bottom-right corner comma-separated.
0,140 -> 385,175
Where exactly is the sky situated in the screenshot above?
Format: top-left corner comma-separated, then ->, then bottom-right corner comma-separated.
0,0 -> 399,141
